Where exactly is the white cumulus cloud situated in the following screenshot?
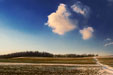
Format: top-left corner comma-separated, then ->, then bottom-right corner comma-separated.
46,4 -> 76,35
71,1 -> 90,16
80,27 -> 94,40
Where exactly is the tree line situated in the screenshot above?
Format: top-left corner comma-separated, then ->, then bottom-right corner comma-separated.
0,51 -> 98,58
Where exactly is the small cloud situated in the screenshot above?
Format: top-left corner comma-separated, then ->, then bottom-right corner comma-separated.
71,1 -> 90,16
108,0 -> 113,2
105,38 -> 112,41
46,4 -> 76,35
104,42 -> 113,47
107,0 -> 113,6
80,27 -> 94,40
104,38 -> 113,47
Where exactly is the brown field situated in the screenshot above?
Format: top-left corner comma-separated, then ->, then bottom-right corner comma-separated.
0,57 -> 96,64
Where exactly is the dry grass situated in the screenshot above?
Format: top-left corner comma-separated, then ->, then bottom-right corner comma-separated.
0,57 -> 96,64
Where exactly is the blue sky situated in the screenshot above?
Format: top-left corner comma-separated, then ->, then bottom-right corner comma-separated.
0,0 -> 113,55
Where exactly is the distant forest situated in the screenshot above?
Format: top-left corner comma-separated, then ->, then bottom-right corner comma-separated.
0,51 -> 98,58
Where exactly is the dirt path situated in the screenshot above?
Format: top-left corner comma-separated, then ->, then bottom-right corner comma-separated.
94,57 -> 113,74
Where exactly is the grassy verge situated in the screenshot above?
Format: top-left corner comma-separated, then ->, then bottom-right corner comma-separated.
0,57 -> 96,64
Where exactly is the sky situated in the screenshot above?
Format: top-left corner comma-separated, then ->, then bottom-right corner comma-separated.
0,0 -> 113,55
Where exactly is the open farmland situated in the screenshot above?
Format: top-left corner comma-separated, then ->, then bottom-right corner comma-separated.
0,57 -> 112,75
0,57 -> 96,64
